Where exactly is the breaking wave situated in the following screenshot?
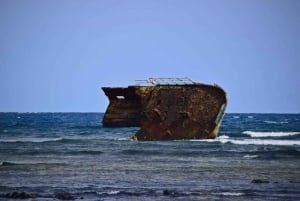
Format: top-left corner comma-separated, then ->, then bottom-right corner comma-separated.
0,137 -> 63,143
1,161 -> 67,166
218,135 -> 230,139
96,190 -> 121,196
213,192 -> 245,196
189,136 -> 300,146
243,155 -> 258,158
243,131 -> 300,138
264,120 -> 288,124
219,139 -> 300,146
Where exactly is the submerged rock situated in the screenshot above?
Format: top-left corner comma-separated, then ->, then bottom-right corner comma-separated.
55,192 -> 74,200
163,189 -> 171,196
163,189 -> 176,196
251,179 -> 270,184
5,191 -> 36,199
1,162 -> 15,166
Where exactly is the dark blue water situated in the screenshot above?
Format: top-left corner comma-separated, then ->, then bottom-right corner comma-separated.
0,113 -> 299,200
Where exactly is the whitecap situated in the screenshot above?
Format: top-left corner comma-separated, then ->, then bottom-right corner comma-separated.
243,155 -> 258,158
0,137 -> 63,143
116,137 -> 130,141
188,139 -> 215,142
264,121 -> 288,124
217,135 -> 229,139
248,116 -> 253,118
214,192 -> 244,196
178,135 -> 300,146
233,116 -> 240,119
243,131 -> 300,138
221,139 -> 300,146
107,190 -> 120,195
96,190 -> 120,195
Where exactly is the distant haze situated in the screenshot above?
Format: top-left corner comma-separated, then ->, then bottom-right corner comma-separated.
0,0 -> 299,113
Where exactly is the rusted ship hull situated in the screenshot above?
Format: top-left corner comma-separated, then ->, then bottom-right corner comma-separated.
102,78 -> 227,141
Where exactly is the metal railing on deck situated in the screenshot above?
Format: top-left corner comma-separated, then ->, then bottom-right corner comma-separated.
135,77 -> 196,86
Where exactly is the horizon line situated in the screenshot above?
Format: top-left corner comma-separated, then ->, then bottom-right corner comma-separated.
0,112 -> 300,115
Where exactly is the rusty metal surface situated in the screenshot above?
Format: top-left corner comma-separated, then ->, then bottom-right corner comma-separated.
102,87 -> 141,127
133,84 -> 227,140
102,80 -> 227,140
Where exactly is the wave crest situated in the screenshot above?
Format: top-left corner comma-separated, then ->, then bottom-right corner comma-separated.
220,139 -> 300,146
0,137 -> 63,143
264,120 -> 288,124
243,131 -> 300,138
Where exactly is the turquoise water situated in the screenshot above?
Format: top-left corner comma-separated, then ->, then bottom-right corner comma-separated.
0,113 -> 299,200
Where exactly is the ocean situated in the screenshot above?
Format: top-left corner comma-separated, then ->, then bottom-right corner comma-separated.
0,113 -> 299,200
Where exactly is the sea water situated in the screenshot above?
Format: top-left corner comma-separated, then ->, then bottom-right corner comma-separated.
0,113 -> 299,200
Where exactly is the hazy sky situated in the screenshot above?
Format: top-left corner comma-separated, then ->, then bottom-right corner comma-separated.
0,0 -> 299,113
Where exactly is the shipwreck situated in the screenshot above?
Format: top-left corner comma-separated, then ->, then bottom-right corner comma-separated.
102,77 -> 227,141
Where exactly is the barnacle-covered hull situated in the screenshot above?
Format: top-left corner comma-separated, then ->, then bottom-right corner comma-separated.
102,78 -> 227,141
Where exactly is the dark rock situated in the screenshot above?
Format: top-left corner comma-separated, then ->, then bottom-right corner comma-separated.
5,191 -> 36,199
163,189 -> 170,195
163,189 -> 175,196
251,179 -> 270,184
55,192 -> 74,200
1,162 -> 15,166
289,180 -> 300,183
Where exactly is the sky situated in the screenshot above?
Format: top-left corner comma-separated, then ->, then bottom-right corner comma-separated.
0,0 -> 299,113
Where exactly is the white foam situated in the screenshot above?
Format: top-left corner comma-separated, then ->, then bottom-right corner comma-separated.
107,190 -> 120,195
0,137 -> 63,143
220,139 -> 300,146
217,135 -> 229,139
189,136 -> 300,146
116,137 -> 130,141
188,135 -> 228,142
97,190 -> 120,195
176,134 -> 300,146
214,192 -> 244,196
243,131 -> 300,138
264,121 -> 288,124
233,116 -> 240,119
243,154 -> 258,158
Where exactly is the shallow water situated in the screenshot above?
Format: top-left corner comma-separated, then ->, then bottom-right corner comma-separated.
0,113 -> 299,200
